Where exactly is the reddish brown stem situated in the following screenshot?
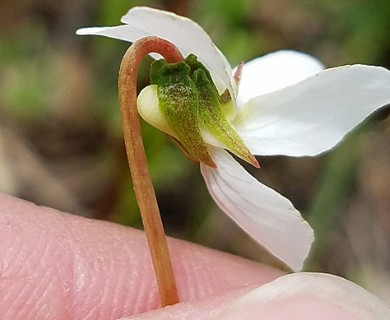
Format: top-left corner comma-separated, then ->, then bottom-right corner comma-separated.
118,36 -> 183,306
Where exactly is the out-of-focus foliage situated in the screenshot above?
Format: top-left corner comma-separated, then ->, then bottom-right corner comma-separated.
1,0 -> 390,302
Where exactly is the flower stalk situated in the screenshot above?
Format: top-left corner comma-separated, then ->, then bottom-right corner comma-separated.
118,36 -> 183,306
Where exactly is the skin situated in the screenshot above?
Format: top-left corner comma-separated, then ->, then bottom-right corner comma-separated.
0,194 -> 370,319
0,193 -> 282,320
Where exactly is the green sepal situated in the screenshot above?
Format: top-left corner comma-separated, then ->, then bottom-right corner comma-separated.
185,54 -> 233,113
191,61 -> 257,166
150,54 -> 257,168
150,59 -> 216,167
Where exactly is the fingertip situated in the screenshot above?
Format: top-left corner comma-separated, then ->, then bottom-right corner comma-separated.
0,194 -> 283,319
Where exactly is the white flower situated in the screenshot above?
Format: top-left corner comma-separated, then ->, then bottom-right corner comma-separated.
77,7 -> 390,271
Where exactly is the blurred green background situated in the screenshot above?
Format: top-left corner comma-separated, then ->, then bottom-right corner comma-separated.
1,0 -> 390,302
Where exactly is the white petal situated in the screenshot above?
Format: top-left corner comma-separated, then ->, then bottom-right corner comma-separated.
234,65 -> 390,156
214,273 -> 390,320
236,50 -> 324,105
200,147 -> 314,271
76,6 -> 234,98
137,85 -> 176,138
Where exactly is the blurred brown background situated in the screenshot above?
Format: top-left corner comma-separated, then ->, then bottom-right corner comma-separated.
1,0 -> 390,302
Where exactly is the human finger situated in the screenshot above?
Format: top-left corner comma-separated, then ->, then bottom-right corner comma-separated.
0,194 -> 282,319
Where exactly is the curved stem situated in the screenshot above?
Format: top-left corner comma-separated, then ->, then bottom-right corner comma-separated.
118,36 -> 184,306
